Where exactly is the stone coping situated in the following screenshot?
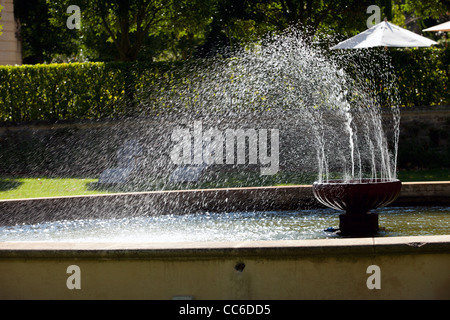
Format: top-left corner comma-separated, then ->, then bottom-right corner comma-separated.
0,235 -> 449,260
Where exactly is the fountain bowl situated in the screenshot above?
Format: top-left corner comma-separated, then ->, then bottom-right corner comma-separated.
312,179 -> 402,236
312,179 -> 402,215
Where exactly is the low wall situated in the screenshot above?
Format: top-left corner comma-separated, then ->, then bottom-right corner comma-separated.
0,235 -> 449,299
0,185 -> 315,226
0,182 -> 449,226
395,181 -> 450,206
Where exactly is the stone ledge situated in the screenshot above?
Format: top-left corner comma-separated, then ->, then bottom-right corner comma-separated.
0,235 -> 448,260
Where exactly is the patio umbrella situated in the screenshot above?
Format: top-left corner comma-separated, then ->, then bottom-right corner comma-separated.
423,21 -> 450,47
423,21 -> 450,32
331,20 -> 437,49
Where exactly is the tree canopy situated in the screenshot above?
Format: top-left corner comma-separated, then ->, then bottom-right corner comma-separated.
12,0 -> 450,63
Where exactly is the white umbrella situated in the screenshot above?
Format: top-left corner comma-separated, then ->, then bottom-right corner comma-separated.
423,21 -> 450,32
423,21 -> 450,47
331,20 -> 437,49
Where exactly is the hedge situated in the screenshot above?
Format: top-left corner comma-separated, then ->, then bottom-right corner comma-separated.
0,61 -> 180,121
390,47 -> 450,107
0,47 -> 448,122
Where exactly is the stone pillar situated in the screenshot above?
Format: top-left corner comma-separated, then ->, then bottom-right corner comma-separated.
0,0 -> 22,65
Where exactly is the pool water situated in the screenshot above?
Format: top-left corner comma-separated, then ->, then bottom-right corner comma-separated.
0,206 -> 448,242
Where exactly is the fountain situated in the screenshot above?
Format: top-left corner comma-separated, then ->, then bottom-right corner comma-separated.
1,28 -> 448,300
145,28 -> 403,239
2,29 -> 404,237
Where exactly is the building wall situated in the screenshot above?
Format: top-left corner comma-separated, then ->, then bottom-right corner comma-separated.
0,0 -> 21,65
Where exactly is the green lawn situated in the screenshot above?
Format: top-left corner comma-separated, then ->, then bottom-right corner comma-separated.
0,169 -> 449,200
0,177 -> 113,200
397,169 -> 450,182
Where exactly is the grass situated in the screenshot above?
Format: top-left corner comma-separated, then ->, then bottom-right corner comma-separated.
0,177 -> 114,200
0,168 -> 449,200
397,168 -> 450,182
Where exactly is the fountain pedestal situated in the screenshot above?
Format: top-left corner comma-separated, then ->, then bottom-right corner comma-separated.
312,179 -> 402,237
338,213 -> 379,236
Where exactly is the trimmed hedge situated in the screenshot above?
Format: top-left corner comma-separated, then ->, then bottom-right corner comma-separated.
0,47 -> 448,122
1,62 -> 113,121
0,62 -> 179,121
390,47 -> 450,107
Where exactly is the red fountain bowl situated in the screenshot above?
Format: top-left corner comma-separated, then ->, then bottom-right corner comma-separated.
312,179 -> 402,215
312,179 -> 402,236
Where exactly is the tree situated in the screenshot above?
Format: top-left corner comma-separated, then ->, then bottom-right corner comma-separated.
91,0 -> 172,61
243,0 -> 379,35
402,0 -> 450,19
195,0 -> 387,57
47,0 -> 214,62
392,0 -> 450,28
17,0 -> 449,64
14,0 -> 80,64
194,0 -> 259,57
161,0 -> 215,60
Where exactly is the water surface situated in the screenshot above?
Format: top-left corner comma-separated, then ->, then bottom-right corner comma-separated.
0,206 -> 448,242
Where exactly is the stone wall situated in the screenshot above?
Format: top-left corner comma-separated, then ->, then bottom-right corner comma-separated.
397,105 -> 450,169
0,106 -> 448,180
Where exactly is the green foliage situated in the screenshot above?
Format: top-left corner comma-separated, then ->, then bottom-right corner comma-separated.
0,46 -> 448,122
0,61 -> 186,121
391,0 -> 450,35
395,0 -> 449,21
0,63 -> 122,121
46,0 -> 215,62
390,47 -> 450,106
14,0 -> 81,64
0,4 -> 3,36
13,0 -> 447,63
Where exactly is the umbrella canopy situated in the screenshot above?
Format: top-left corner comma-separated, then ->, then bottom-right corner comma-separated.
331,20 -> 437,49
423,21 -> 450,32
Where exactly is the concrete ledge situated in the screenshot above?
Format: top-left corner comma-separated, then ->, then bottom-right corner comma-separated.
0,182 -> 449,226
0,235 -> 449,260
0,235 -> 449,299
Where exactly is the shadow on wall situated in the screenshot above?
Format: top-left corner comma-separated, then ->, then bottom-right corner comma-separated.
398,117 -> 450,169
0,107 -> 449,179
